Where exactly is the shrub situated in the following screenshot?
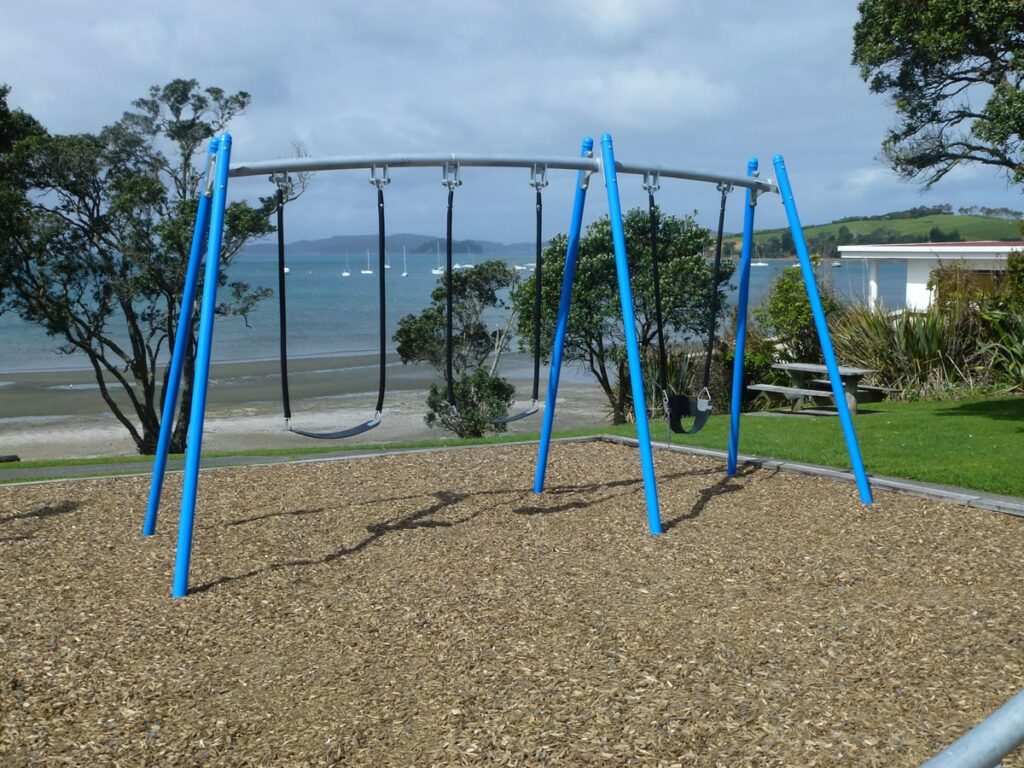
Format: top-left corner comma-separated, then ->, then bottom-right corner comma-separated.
754,259 -> 844,363
831,302 -> 992,397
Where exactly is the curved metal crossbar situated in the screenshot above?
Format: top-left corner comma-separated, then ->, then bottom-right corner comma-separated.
229,153 -> 779,194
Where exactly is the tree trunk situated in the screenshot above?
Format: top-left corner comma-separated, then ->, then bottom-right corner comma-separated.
612,359 -> 627,425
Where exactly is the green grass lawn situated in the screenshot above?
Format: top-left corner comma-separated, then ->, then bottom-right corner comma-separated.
2,396 -> 1022,497
638,395 -> 1024,497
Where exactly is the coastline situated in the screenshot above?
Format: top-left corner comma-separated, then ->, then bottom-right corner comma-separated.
0,354 -> 614,460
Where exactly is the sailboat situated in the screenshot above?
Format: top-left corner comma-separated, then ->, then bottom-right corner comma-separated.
456,244 -> 474,270
431,241 -> 444,275
341,253 -> 351,277
401,246 -> 408,277
361,249 -> 374,275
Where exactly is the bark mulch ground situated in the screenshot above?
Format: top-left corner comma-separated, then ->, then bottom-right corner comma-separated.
1,440 -> 1022,767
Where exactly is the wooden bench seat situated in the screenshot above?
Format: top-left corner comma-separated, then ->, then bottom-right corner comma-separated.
747,383 -> 837,400
807,379 -> 897,403
746,383 -> 838,413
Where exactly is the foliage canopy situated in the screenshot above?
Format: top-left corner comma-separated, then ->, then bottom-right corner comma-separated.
394,259 -> 519,437
0,80 -> 279,454
853,0 -> 1024,187
513,207 -> 727,424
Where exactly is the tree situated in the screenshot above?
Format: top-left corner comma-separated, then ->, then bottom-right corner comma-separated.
394,259 -> 518,437
512,207 -> 727,424
0,86 -> 44,307
853,1 -> 1024,187
754,259 -> 844,363
0,80 -> 281,454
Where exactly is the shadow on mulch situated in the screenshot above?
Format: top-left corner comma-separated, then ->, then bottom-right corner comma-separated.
222,507 -> 326,528
190,490 -> 484,596
190,464 -> 765,595
0,499 -> 81,524
514,467 -> 729,519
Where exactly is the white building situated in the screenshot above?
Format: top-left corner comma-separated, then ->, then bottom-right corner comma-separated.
838,241 -> 1023,310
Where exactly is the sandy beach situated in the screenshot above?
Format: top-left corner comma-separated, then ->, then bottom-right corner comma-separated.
0,354 -> 614,460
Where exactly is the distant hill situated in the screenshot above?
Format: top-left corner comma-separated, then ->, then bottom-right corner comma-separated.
755,214 -> 1020,243
245,233 -> 537,256
727,212 -> 1022,258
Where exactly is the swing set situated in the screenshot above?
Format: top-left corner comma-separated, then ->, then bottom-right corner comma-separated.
143,133 -> 873,598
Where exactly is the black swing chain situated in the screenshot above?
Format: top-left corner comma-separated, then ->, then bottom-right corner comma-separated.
702,183 -> 732,392
647,175 -> 732,426
529,164 -> 548,405
442,162 -> 461,409
643,173 -> 671,414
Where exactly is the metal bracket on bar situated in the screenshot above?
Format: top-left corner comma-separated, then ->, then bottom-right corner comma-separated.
716,181 -> 734,196
204,156 -> 217,197
580,150 -> 595,190
749,171 -> 761,207
442,160 -> 462,190
529,163 -> 548,190
369,164 -> 390,189
641,170 -> 661,194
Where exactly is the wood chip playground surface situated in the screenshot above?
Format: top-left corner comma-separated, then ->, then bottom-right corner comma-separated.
1,440 -> 1022,767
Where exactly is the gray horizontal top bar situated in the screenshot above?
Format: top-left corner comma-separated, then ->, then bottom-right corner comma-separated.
228,153 -> 778,193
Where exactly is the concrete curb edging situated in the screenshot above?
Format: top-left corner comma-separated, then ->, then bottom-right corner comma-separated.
594,434 -> 1024,519
2,434 -> 1022,520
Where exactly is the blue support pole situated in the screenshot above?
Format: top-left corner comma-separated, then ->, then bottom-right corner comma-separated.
773,155 -> 873,504
727,158 -> 760,475
600,134 -> 662,535
143,142 -> 218,537
534,137 -> 593,493
172,133 -> 233,598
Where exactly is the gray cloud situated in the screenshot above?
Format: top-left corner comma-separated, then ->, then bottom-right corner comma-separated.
2,0 -> 1020,243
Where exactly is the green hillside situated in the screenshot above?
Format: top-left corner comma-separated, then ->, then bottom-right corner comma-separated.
755,214 -> 1020,244
726,212 -> 1021,257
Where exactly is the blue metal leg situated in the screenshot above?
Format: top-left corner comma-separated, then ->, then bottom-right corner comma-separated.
727,158 -> 760,475
172,134 -> 234,598
773,155 -> 873,504
534,137 -> 593,493
600,134 -> 662,535
143,142 -> 218,536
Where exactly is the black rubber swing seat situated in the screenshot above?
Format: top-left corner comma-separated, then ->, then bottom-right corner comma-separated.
666,394 -> 712,435
275,181 -> 389,441
490,401 -> 539,425
288,413 -> 381,440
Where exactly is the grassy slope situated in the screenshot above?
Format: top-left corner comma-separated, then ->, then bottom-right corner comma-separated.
730,214 -> 1021,248
3,397 -> 1022,498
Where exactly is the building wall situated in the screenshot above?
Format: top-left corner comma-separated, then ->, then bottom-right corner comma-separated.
905,257 -> 1008,310
905,260 -> 936,310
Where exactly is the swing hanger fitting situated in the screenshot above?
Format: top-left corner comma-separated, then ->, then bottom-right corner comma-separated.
441,160 -> 462,190
716,181 -> 733,195
369,164 -> 390,188
641,170 -> 661,194
529,163 -> 549,190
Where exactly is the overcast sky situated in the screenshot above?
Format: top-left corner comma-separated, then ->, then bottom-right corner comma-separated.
3,0 -> 1021,245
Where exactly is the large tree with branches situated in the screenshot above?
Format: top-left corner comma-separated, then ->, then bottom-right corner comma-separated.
512,208 -> 726,425
853,0 -> 1024,187
0,79 -> 289,454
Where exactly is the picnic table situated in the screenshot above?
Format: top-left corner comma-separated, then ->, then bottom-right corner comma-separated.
747,362 -> 877,414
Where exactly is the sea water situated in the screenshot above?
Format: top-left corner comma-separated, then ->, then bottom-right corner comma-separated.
0,251 -> 905,375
